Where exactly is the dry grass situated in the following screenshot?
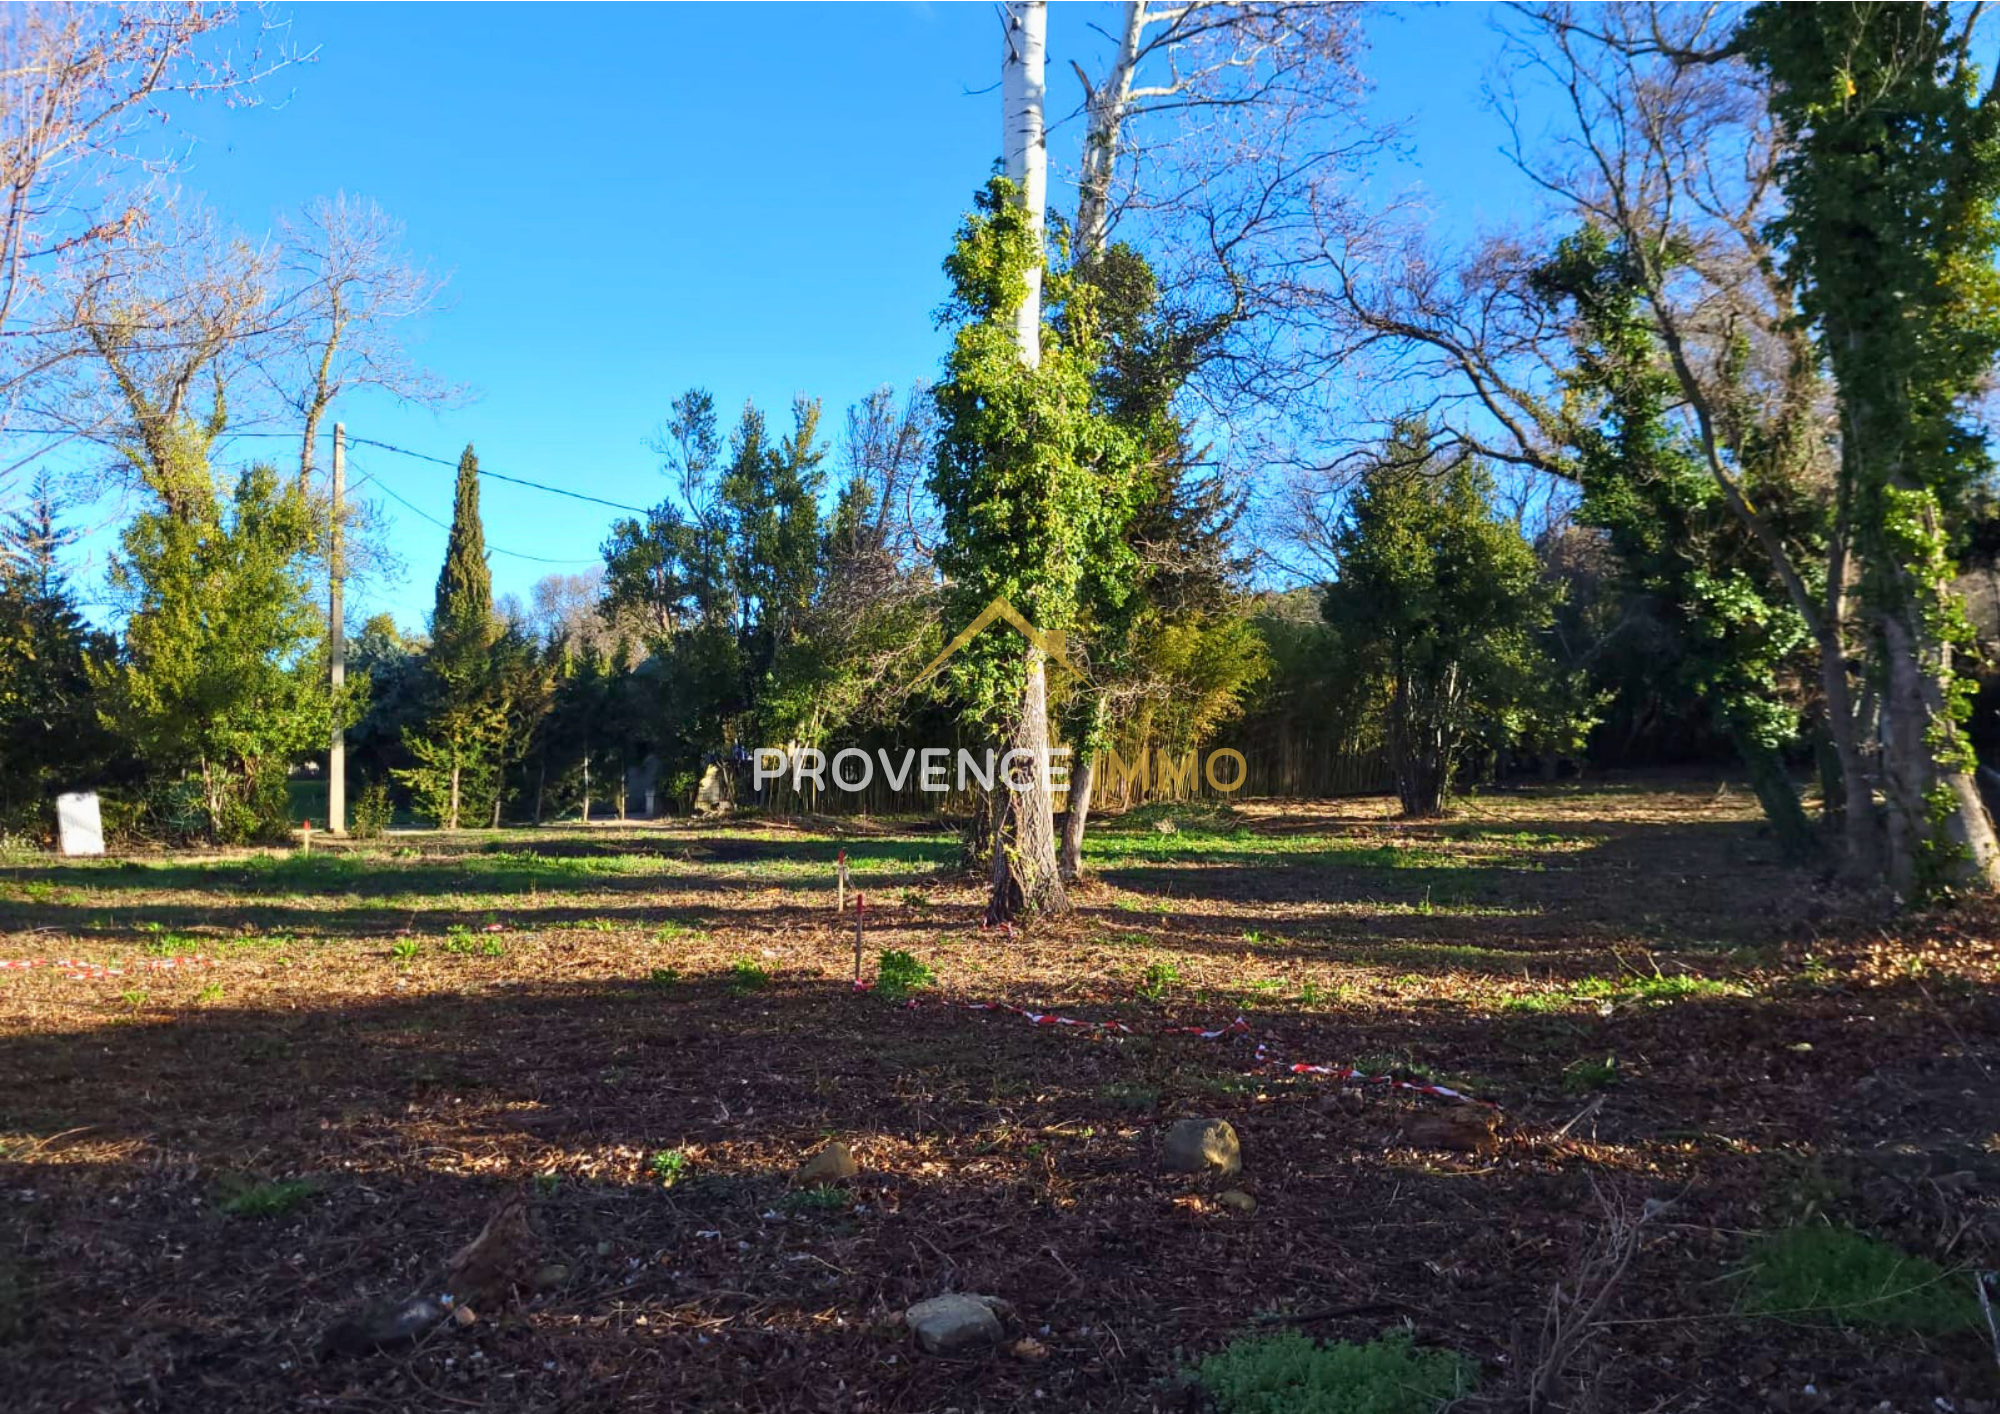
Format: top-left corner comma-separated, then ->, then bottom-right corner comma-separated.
1,776 -> 1995,1412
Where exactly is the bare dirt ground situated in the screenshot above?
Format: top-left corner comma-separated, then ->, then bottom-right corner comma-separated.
1,777 -> 1996,1412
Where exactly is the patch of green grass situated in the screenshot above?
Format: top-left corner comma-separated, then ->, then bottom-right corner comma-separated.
1354,1052 -> 1434,1081
1509,970 -> 1743,1013
1196,1329 -> 1475,1414
139,926 -> 204,957
442,925 -> 478,954
1740,1226 -> 1984,1334
652,920 -> 706,943
1138,960 -> 1180,1002
1100,801 -> 1246,838
217,1176 -> 318,1218
532,1172 -> 562,1197
648,1148 -> 691,1187
118,988 -> 148,1010
648,966 -> 681,989
873,949 -> 936,1002
1562,1055 -> 1619,1094
569,917 -> 619,933
196,981 -> 225,1004
479,937 -> 505,956
390,939 -> 421,961
728,958 -> 770,994
781,1185 -> 849,1214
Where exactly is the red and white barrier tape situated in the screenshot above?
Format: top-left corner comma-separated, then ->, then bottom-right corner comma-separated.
0,955 -> 218,981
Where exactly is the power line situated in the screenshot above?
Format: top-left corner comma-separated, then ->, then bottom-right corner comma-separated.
348,457 -> 604,567
343,434 -> 652,515
3,424 -> 657,516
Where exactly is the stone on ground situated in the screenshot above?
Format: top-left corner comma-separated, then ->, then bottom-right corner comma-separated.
793,1140 -> 858,1185
1403,1104 -> 1501,1155
904,1293 -> 1007,1355
1162,1117 -> 1242,1176
1218,1188 -> 1257,1214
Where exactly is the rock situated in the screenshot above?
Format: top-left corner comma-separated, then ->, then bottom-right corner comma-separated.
452,1304 -> 478,1327
793,1140 -> 858,1186
446,1190 -> 539,1306
1162,1117 -> 1241,1177
1403,1105 -> 1501,1155
533,1262 -> 569,1291
1010,1336 -> 1050,1361
1217,1189 -> 1257,1214
319,1295 -> 452,1358
904,1293 -> 1007,1355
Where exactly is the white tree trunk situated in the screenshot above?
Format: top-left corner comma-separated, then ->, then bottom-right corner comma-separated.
1075,1 -> 1146,263
1002,0 -> 1048,368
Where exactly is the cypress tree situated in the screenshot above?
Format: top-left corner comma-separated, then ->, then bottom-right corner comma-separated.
404,444 -> 499,829
432,444 -> 493,670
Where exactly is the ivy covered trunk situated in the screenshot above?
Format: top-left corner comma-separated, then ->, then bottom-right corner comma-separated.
1874,548 -> 2000,896
1742,3 -> 2000,900
991,649 -> 1068,919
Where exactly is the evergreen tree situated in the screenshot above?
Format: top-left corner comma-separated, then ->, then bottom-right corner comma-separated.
0,474 -> 113,833
100,456 -> 340,842
1320,427 -> 1560,817
404,443 -> 501,828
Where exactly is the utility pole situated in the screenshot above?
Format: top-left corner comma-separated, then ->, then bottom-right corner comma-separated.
328,422 -> 348,836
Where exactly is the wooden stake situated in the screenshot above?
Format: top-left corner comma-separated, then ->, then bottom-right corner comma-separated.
853,893 -> 864,986
836,849 -> 848,914
301,819 -> 312,857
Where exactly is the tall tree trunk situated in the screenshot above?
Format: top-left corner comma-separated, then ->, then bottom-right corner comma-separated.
1074,1 -> 1145,263
1002,0 -> 1047,370
988,0 -> 1068,923
990,648 -> 1068,921
1877,588 -> 2000,896
1058,693 -> 1108,880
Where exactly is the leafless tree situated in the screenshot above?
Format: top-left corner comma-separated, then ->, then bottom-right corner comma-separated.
0,2 -> 296,502
57,199 -> 276,518
262,192 -> 456,487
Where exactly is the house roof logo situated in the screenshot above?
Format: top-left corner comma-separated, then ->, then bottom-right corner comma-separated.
912,596 -> 1080,687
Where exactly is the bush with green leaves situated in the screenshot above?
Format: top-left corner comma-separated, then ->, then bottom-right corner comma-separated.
1741,1226 -> 1983,1334
348,779 -> 393,838
1196,1329 -> 1474,1414
873,949 -> 936,1002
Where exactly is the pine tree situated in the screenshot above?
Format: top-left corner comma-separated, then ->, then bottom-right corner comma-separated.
0,474 -> 111,832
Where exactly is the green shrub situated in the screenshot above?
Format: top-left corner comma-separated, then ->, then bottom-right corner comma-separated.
874,949 -> 936,1002
1138,960 -> 1180,1002
729,958 -> 769,994
1197,1329 -> 1474,1414
648,1149 -> 690,1186
648,966 -> 681,989
391,939 -> 420,961
1741,1226 -> 1983,1333
348,780 -> 393,839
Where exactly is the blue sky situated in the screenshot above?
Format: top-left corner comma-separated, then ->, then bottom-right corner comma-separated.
125,2 -> 1531,631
